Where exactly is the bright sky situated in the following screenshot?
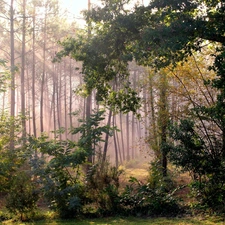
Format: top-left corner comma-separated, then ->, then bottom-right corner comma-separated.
60,0 -> 100,17
60,0 -> 149,15
60,0 -> 149,25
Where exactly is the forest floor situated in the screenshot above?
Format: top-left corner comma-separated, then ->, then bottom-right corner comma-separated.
2,215 -> 225,225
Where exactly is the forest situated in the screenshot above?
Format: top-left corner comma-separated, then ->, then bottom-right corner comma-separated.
0,0 -> 225,223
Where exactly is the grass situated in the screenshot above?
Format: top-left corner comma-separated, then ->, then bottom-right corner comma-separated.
2,216 -> 225,225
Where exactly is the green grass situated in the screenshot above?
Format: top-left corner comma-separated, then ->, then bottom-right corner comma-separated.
2,216 -> 225,225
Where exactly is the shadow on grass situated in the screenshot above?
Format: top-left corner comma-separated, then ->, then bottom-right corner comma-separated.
3,216 -> 224,225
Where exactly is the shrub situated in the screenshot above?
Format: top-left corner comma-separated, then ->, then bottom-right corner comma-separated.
169,119 -> 225,212
85,159 -> 123,216
6,171 -> 39,221
120,175 -> 180,216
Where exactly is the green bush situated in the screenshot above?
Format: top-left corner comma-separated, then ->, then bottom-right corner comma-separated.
168,119 -> 225,212
6,171 -> 39,221
40,145 -> 87,218
85,160 -> 123,216
120,174 -> 180,216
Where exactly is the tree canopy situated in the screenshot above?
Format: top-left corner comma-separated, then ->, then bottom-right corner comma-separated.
56,0 -> 225,113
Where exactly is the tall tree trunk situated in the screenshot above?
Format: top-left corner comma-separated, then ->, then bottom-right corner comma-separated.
131,71 -> 137,159
120,112 -> 125,161
52,67 -> 56,139
64,61 -> 68,139
115,116 -> 122,164
126,112 -> 130,161
143,82 -> 148,153
86,0 -> 92,164
158,72 -> 169,177
32,7 -> 37,137
113,114 -> 119,167
69,59 -> 73,140
149,72 -> 158,156
57,64 -> 62,140
40,11 -> 47,134
10,0 -> 15,151
102,109 -> 112,163
21,0 -> 26,143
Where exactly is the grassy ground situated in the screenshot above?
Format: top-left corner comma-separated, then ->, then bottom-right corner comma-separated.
2,216 -> 225,225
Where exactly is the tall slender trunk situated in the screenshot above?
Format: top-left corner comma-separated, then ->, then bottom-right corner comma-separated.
120,112 -> 125,161
131,71 -> 137,159
69,60 -> 73,140
113,114 -> 119,167
32,8 -> 37,137
126,112 -> 130,161
86,0 -> 92,164
40,12 -> 47,134
10,0 -> 15,151
21,0 -> 26,142
158,72 -> 169,177
53,75 -> 56,139
57,64 -> 62,140
149,72 -> 159,156
102,109 -> 112,163
115,116 -> 122,164
64,62 -> 68,139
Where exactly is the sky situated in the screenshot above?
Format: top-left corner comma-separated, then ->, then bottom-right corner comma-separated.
60,0 -> 100,18
60,0 -> 149,25
60,0 -> 149,16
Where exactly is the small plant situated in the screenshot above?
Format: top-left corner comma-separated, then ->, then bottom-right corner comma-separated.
85,158 -> 123,216
120,180 -> 179,216
6,171 -> 39,221
120,165 -> 180,217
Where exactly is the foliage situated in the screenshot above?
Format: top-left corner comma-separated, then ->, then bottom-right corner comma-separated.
85,157 -> 123,216
119,160 -> 179,216
0,114 -> 26,193
6,171 -> 39,221
0,59 -> 10,93
27,134 -> 86,218
56,1 -> 225,212
26,110 -> 116,218
120,175 -> 180,216
168,119 -> 225,211
71,109 -> 115,157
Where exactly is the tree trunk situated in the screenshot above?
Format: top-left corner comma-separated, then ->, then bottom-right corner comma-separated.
64,61 -> 68,139
126,112 -> 130,161
20,0 -> 26,143
10,0 -> 15,151
102,109 -> 112,163
120,112 -> 125,161
32,7 -> 37,137
69,59 -> 73,140
40,10 -> 47,134
113,114 -> 119,167
158,72 -> 169,177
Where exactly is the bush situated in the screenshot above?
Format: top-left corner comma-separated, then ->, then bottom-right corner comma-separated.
6,171 -> 39,221
0,210 -> 12,222
85,159 -> 123,216
40,148 -> 86,218
169,119 -> 225,213
120,175 -> 180,216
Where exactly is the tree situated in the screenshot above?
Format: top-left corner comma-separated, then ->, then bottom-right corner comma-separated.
20,0 -> 26,142
9,0 -> 16,151
56,0 -> 225,186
